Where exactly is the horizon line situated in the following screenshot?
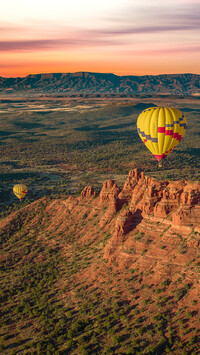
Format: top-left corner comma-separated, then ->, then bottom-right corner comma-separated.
1,71 -> 199,79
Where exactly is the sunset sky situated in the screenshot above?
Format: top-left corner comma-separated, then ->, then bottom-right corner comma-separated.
1,0 -> 200,77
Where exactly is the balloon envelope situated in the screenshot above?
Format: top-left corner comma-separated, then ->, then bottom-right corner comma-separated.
137,107 -> 187,162
13,184 -> 28,200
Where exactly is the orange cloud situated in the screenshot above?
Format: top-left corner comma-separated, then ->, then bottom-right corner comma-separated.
0,0 -> 200,77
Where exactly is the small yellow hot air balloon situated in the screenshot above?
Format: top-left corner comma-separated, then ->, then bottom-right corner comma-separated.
137,107 -> 187,166
13,184 -> 28,201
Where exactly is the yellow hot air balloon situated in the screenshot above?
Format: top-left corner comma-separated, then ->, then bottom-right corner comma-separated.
137,107 -> 187,165
13,184 -> 28,200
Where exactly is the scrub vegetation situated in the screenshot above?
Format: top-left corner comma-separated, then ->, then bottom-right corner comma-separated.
0,95 -> 200,208
0,95 -> 199,211
0,91 -> 199,353
0,93 -> 200,216
0,197 -> 199,354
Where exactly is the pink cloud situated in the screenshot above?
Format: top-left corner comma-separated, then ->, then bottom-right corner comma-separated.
0,37 -> 121,52
124,46 -> 200,56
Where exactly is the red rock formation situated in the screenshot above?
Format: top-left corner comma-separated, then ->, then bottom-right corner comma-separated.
119,169 -> 144,201
99,196 -> 119,228
102,170 -> 200,261
171,184 -> 200,229
180,183 -> 200,205
99,180 -> 121,203
130,178 -> 166,216
76,170 -> 199,263
81,186 -> 96,199
104,209 -> 134,259
113,209 -> 134,242
154,181 -> 185,218
172,205 -> 200,229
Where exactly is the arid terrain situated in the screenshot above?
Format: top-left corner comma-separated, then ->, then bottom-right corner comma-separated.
0,84 -> 200,354
0,93 -> 200,217
0,168 -> 199,354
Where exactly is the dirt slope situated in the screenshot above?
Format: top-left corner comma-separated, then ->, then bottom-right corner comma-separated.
0,169 -> 199,354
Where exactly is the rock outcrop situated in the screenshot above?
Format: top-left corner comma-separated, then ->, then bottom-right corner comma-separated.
154,181 -> 186,218
101,169 -> 200,261
1,168 -> 200,353
116,169 -> 200,225
81,186 -> 96,199
99,180 -> 121,227
99,180 -> 121,203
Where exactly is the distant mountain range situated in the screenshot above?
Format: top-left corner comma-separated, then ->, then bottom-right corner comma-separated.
0,72 -> 200,95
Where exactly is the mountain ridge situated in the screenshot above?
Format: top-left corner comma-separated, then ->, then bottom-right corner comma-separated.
1,168 -> 200,353
0,72 -> 200,95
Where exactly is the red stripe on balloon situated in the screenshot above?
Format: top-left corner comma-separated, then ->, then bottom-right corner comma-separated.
165,130 -> 173,135
143,139 -> 147,143
172,132 -> 182,141
157,127 -> 165,133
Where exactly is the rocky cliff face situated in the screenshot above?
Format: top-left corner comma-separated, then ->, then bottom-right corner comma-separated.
1,169 -> 199,271
101,168 -> 199,225
94,169 -> 200,265
81,186 -> 96,199
1,170 -> 200,354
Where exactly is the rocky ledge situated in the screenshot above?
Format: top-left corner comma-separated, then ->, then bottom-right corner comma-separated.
81,168 -> 200,267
